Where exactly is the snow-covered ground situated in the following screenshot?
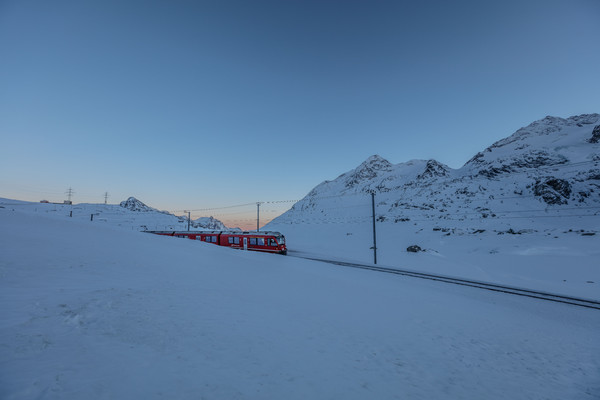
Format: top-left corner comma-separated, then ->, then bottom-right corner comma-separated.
267,216 -> 600,301
2,203 -> 599,399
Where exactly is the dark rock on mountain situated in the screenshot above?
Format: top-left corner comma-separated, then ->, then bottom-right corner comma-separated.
589,125 -> 600,143
407,245 -> 423,252
477,150 -> 569,178
418,160 -> 449,180
345,155 -> 393,188
120,197 -> 156,212
534,178 -> 572,205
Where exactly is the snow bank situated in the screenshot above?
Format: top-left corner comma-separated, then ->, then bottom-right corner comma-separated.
1,208 -> 599,399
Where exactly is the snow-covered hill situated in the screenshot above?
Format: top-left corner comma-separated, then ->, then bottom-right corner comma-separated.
0,197 -> 228,232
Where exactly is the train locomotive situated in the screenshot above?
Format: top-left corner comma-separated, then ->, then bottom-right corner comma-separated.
145,230 -> 287,255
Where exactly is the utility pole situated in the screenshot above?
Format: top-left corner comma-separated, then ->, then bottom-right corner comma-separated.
187,211 -> 191,231
104,192 -> 109,204
256,202 -> 263,232
371,191 -> 377,264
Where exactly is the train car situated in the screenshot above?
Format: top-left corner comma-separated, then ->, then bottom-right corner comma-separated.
219,231 -> 286,254
145,230 -> 287,255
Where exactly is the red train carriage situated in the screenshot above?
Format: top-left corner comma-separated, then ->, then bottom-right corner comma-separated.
146,230 -> 287,255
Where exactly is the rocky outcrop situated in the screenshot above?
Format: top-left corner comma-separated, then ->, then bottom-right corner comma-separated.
192,216 -> 227,230
407,245 -> 424,252
465,114 -> 599,170
589,125 -> 600,143
533,178 -> 572,205
477,151 -> 569,178
345,155 -> 393,188
120,197 -> 156,212
418,160 -> 449,180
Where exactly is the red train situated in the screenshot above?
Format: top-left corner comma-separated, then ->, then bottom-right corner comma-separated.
145,230 -> 287,255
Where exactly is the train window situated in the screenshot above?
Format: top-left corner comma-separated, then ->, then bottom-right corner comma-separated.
278,236 -> 285,245
233,237 -> 240,244
228,237 -> 233,244
204,236 -> 211,242
269,239 -> 277,246
211,236 -> 217,242
257,238 -> 265,246
196,236 -> 202,240
250,238 -> 257,245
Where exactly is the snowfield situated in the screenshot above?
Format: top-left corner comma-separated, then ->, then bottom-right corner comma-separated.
1,206 -> 599,399
266,217 -> 600,301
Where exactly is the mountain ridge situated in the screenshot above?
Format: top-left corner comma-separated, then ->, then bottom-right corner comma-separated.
119,196 -> 228,230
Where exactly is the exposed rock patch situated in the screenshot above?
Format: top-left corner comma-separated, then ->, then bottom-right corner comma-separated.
533,178 -> 572,205
418,160 -> 449,180
588,125 -> 600,143
120,197 -> 155,212
407,245 -> 424,253
345,155 -> 393,188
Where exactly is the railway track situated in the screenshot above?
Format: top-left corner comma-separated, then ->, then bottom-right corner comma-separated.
288,251 -> 600,310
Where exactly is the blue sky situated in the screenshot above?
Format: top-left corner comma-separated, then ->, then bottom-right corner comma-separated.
1,0 -> 599,228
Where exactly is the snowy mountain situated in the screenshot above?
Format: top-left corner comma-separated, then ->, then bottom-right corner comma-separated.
119,196 -> 228,230
270,114 -> 600,227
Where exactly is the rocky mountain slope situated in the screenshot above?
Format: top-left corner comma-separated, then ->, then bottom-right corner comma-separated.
268,114 -> 600,231
119,197 -> 228,230
193,216 -> 228,231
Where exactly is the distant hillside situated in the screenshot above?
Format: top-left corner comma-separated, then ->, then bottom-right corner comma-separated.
192,216 -> 228,231
0,197 -> 229,232
119,197 -> 228,231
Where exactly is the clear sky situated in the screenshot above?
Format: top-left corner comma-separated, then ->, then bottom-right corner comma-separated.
1,0 -> 599,228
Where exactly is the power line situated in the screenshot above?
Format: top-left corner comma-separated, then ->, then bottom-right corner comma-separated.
170,192 -> 374,214
173,202 -> 257,213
